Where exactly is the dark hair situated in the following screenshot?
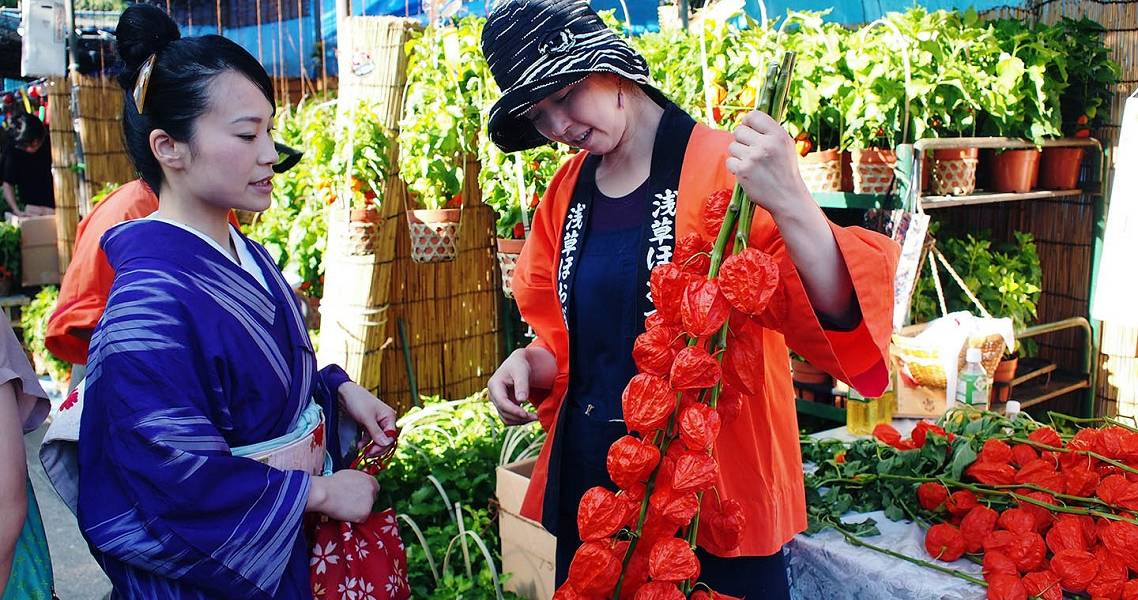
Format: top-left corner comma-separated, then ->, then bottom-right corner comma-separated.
11,113 -> 45,148
114,4 -> 274,193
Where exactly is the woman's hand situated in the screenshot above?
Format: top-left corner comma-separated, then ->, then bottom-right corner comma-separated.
307,470 -> 380,523
726,110 -> 813,217
488,349 -> 539,425
338,381 -> 397,456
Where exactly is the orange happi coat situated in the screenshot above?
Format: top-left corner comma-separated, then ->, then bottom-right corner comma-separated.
511,123 -> 900,556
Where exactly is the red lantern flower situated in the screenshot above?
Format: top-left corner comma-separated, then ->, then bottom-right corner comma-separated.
718,248 -> 779,316
722,319 -> 765,396
966,461 -> 1016,486
633,581 -> 685,600
649,490 -> 700,527
945,490 -> 978,517
681,279 -> 731,337
1050,548 -> 1098,593
633,325 -> 683,377
924,523 -> 965,562
702,188 -> 732,238
649,263 -> 691,326
647,538 -> 700,582
1028,427 -> 1063,448
982,551 -> 1018,579
671,451 -> 719,493
622,374 -> 675,435
979,439 -> 1014,465
578,486 -> 633,542
669,346 -> 721,391
679,402 -> 722,451
565,541 -> 621,595
1021,570 -> 1061,600
916,482 -> 949,512
607,435 -> 662,491
674,233 -> 713,277
700,497 -> 744,555
960,505 -> 998,553
985,574 -> 1027,600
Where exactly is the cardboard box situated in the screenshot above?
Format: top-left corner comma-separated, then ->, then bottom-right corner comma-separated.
8,214 -> 60,287
496,458 -> 556,600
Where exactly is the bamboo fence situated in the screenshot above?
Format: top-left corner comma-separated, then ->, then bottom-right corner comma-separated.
71,73 -> 134,188
378,155 -> 500,414
46,77 -> 79,273
317,17 -> 417,397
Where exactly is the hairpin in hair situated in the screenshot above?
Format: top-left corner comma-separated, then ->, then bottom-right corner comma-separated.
132,54 -> 158,114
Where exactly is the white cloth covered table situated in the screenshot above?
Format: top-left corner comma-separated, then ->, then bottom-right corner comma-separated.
787,422 -> 985,600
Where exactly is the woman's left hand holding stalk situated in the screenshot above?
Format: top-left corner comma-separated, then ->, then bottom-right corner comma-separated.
726,110 -> 855,323
338,381 -> 398,456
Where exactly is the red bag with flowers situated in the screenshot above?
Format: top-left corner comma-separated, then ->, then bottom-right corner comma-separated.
310,440 -> 411,600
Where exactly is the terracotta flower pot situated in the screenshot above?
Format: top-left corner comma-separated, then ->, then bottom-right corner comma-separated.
990,355 -> 1019,405
990,149 -> 1041,193
350,206 -> 380,224
798,148 -> 842,193
792,358 -> 832,403
851,148 -> 897,195
1037,146 -> 1085,191
345,205 -> 382,255
496,237 -> 526,298
407,208 -> 462,263
931,147 -> 980,196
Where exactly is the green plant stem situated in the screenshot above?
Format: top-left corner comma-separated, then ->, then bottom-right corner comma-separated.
828,519 -> 987,587
996,436 -> 1138,476
1048,411 -> 1138,433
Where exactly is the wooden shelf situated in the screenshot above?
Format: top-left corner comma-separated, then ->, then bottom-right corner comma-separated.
920,189 -> 1084,210
1008,370 -> 1090,410
1010,357 -> 1058,388
812,192 -> 893,211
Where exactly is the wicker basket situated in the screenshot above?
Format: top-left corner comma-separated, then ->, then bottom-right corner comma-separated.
892,330 -> 1005,389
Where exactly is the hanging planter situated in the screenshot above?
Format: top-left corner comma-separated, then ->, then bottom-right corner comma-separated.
1037,146 -> 1084,190
851,148 -> 896,194
798,148 -> 842,193
931,147 -> 979,196
495,237 -> 525,298
990,149 -> 1041,193
407,208 -> 461,264
344,203 -> 382,256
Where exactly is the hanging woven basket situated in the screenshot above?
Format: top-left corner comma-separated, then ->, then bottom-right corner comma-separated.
495,237 -> 525,298
797,148 -> 842,193
851,148 -> 897,194
407,208 -> 461,264
931,148 -> 979,196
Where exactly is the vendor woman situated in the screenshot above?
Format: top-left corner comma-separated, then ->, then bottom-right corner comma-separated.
483,0 -> 899,595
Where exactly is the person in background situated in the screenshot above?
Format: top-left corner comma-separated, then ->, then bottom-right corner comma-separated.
0,311 -> 54,598
46,180 -> 158,388
1,113 -> 54,217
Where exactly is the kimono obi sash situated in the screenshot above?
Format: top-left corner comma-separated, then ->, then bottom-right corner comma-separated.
232,401 -> 332,476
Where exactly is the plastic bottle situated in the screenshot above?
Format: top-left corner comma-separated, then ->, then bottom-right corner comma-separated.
956,347 -> 991,410
1005,400 -> 1021,421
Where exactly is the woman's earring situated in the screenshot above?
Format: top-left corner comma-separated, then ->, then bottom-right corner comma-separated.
618,88 -> 624,110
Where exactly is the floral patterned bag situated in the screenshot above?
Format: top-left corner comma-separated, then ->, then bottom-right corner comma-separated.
309,440 -> 410,600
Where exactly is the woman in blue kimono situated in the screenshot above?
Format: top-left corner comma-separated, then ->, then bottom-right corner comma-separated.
76,6 -> 397,598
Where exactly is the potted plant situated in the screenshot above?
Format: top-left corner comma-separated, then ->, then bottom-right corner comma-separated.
0,221 -> 19,295
791,350 -> 832,403
21,286 -> 70,388
1038,18 -> 1121,190
976,19 -> 1065,193
331,101 -> 391,255
896,9 -> 993,196
399,19 -> 488,264
781,12 -> 847,193
479,138 -> 567,297
914,232 -> 1042,402
840,21 -> 906,195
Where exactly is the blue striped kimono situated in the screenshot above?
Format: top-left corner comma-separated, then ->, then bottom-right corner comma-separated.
77,219 -> 348,599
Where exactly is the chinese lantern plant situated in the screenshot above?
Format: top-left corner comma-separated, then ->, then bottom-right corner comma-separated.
555,53 -> 796,600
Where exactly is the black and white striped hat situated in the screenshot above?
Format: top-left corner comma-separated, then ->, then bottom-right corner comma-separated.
482,0 -> 661,152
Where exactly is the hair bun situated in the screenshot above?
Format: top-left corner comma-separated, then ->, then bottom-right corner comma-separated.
115,4 -> 180,88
